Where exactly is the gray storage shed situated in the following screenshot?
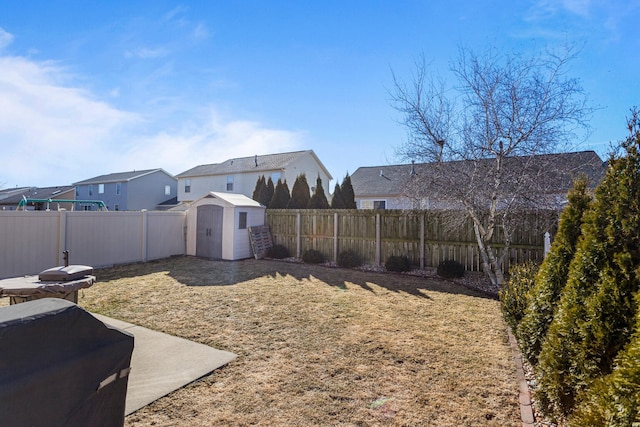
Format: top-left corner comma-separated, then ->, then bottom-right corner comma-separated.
186,192 -> 266,260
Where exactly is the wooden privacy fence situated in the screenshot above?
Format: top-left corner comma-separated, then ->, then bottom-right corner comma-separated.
266,209 -> 558,273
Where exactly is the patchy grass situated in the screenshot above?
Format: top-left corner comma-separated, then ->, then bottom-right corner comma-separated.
75,257 -> 519,425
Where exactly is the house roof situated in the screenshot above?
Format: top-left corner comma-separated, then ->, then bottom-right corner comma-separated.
73,169 -> 174,185
176,150 -> 332,180
0,187 -> 31,201
351,151 -> 607,198
0,186 -> 75,205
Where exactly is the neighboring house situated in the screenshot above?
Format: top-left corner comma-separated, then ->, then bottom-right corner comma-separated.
175,150 -> 333,204
0,186 -> 75,211
351,151 -> 607,210
73,169 -> 177,211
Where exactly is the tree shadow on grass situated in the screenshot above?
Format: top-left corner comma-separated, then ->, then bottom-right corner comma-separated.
95,256 -> 495,301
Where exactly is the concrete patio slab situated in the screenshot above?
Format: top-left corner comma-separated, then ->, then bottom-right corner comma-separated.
91,313 -> 237,415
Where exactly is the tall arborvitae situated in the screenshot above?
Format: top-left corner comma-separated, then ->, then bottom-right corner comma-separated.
264,177 -> 275,206
287,174 -> 311,209
330,182 -> 345,208
252,175 -> 266,203
570,292 -> 640,426
308,175 -> 329,209
340,173 -> 356,209
536,110 -> 640,420
269,179 -> 290,209
517,176 -> 593,366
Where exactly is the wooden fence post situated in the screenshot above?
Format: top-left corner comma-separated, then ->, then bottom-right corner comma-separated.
420,213 -> 425,270
296,211 -> 301,258
375,213 -> 381,266
333,212 -> 338,262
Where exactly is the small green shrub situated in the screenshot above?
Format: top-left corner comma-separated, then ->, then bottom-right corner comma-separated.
385,255 -> 412,273
436,259 -> 465,278
302,249 -> 325,264
266,244 -> 290,259
336,249 -> 362,268
499,262 -> 538,333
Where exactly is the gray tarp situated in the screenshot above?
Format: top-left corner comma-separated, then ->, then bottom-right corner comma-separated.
0,298 -> 134,427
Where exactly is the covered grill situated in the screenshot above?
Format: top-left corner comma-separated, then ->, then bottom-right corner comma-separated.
0,298 -> 134,427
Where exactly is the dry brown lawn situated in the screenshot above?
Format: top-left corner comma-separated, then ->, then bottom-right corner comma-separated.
76,256 -> 520,426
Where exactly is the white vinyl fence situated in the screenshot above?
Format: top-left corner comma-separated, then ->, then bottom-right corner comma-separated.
0,210 -> 186,279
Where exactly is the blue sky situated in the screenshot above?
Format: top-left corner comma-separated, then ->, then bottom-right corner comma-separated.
1,1 -> 638,189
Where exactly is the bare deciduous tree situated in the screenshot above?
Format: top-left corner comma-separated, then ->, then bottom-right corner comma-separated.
391,46 -> 593,286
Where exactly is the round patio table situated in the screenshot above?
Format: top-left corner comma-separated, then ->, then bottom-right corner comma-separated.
0,275 -> 96,305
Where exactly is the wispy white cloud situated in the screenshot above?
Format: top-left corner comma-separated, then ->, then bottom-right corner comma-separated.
527,0 -> 592,20
0,53 -> 304,187
126,111 -> 303,174
0,27 -> 14,50
191,23 -> 210,41
124,46 -> 171,59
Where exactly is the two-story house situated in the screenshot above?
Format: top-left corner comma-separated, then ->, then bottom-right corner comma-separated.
73,169 -> 177,211
176,150 -> 332,204
351,151 -> 607,210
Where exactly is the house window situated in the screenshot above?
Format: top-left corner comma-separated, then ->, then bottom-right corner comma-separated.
88,185 -> 93,196
98,184 -> 104,194
226,176 -> 234,192
185,179 -> 191,193
373,200 -> 386,210
165,185 -> 171,196
116,182 -> 121,195
238,212 -> 247,229
114,204 -> 120,211
75,186 -> 80,197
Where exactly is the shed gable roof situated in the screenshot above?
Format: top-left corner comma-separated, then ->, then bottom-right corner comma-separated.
195,191 -> 264,208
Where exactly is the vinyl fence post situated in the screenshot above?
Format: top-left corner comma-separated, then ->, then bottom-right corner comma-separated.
141,210 -> 148,262
58,210 -> 67,265
544,231 -> 551,257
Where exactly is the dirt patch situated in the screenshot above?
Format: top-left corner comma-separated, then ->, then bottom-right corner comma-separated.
40,257 -> 521,425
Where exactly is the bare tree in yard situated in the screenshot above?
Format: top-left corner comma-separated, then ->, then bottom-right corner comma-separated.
391,46 -> 592,286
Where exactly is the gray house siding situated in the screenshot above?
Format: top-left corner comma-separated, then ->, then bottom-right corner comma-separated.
74,169 -> 177,211
127,174 -> 176,211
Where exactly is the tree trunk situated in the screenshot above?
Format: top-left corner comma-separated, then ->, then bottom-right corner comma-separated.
472,223 -> 506,286
473,222 -> 500,286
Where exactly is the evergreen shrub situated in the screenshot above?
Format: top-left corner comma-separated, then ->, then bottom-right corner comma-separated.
336,249 -> 362,268
536,111 -> 640,419
385,255 -> 412,273
436,259 -> 465,278
499,261 -> 538,333
266,244 -> 290,259
302,249 -> 325,264
516,177 -> 592,366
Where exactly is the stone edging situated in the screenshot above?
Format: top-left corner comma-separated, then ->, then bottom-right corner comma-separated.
507,329 -> 535,427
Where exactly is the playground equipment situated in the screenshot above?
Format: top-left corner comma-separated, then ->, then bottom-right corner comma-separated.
17,198 -> 108,211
